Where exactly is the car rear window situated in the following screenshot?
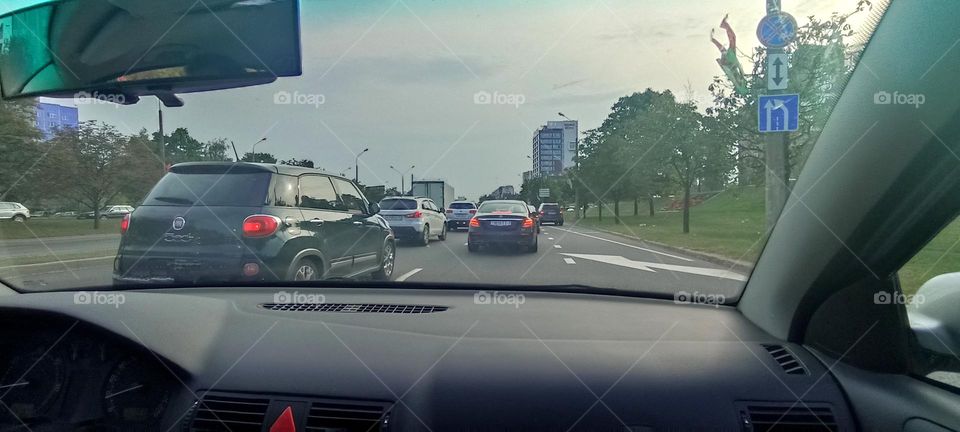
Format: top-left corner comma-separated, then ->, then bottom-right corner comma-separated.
449,202 -> 476,209
142,173 -> 271,206
478,202 -> 527,214
541,204 -> 560,211
380,199 -> 417,210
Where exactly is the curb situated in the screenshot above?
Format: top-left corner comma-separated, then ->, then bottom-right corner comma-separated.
578,225 -> 754,274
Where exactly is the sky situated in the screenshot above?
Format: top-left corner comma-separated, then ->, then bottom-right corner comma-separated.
29,0 -> 865,199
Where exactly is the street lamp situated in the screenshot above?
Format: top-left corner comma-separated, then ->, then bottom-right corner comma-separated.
251,137 -> 267,159
390,164 -> 415,194
355,148 -> 369,183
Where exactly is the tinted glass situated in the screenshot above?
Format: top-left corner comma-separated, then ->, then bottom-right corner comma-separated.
331,178 -> 365,213
273,175 -> 299,207
142,173 -> 270,206
299,176 -> 340,210
449,202 -> 476,209
380,199 -> 417,210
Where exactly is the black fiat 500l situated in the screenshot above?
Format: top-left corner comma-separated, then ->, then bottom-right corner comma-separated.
113,162 -> 396,285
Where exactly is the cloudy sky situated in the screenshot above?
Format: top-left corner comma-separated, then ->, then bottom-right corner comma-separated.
31,0 -> 864,199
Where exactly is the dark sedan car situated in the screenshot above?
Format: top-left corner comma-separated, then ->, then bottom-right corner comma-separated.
467,200 -> 538,253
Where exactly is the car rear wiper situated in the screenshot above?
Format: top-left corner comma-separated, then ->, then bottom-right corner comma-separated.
151,196 -> 194,205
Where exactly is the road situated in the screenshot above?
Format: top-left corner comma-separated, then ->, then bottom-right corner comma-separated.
0,227 -> 747,300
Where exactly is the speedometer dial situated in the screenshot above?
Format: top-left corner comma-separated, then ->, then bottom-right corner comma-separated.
103,356 -> 172,425
0,348 -> 67,420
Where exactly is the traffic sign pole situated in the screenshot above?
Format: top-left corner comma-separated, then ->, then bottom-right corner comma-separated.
763,0 -> 789,231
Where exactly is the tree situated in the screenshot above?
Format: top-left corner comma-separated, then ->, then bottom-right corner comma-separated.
241,152 -> 278,163
204,138 -> 233,161
0,98 -> 42,203
39,122 -> 141,228
280,158 -> 315,168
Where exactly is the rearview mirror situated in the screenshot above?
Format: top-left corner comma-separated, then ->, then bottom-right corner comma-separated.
367,203 -> 381,216
908,273 -> 960,372
0,0 -> 302,106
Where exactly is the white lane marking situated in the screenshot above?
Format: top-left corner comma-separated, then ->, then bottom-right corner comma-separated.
464,243 -> 468,246
396,268 -> 423,282
552,227 -> 693,262
563,258 -> 576,265
0,255 -> 114,271
548,237 -> 555,240
561,253 -> 746,281
553,245 -> 562,249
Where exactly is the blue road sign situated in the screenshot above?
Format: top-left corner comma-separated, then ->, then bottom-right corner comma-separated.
756,12 -> 797,48
758,94 -> 799,133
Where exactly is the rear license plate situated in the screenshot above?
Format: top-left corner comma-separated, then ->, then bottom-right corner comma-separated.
490,221 -> 512,226
385,216 -> 403,221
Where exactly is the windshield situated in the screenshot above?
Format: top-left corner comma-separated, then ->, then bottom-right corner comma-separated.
0,0 -> 880,302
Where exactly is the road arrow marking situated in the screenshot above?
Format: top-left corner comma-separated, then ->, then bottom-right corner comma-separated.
563,258 -> 576,265
551,227 -> 694,262
560,253 -> 747,281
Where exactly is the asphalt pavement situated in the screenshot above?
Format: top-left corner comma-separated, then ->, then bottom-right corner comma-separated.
0,226 -> 748,299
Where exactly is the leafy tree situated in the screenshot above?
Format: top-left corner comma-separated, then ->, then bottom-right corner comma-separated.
280,158 -> 315,168
0,98 -> 42,203
204,138 -> 233,161
241,152 -> 278,163
39,122 -> 144,228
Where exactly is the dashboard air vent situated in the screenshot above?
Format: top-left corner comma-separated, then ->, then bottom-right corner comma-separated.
261,303 -> 448,313
762,344 -> 808,375
306,400 -> 388,431
189,394 -> 269,432
741,404 -> 838,431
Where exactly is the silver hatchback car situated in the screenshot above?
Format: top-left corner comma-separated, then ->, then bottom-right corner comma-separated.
379,197 -> 448,246
0,202 -> 30,222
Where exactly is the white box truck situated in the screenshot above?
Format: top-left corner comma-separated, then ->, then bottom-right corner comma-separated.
411,180 -> 455,210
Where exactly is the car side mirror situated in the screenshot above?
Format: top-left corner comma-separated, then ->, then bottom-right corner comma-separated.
368,202 -> 381,216
908,273 -> 960,371
440,208 -> 445,213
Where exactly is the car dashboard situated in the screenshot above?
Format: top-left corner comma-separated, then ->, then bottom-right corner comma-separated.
0,287 -> 856,431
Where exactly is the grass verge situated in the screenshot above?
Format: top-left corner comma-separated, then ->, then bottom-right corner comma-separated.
0,218 -> 120,240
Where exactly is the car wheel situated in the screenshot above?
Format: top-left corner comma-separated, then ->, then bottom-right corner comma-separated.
467,241 -> 479,253
419,225 -> 430,246
372,241 -> 396,280
290,259 -> 320,281
558,221 -> 564,226
438,224 -> 447,241
528,239 -> 538,253
11,215 -> 26,223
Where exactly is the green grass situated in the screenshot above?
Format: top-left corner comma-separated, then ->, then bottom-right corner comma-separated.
576,186 -> 960,295
575,187 -> 767,263
0,218 -> 121,240
899,217 -> 960,295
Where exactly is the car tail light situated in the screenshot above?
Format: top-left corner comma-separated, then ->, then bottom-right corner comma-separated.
469,209 -> 477,214
120,214 -> 130,234
406,211 -> 423,219
540,211 -> 545,216
521,217 -> 534,229
242,215 -> 281,238
469,218 -> 480,228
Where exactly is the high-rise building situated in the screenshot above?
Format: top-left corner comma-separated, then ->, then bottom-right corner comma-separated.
35,101 -> 79,139
531,119 -> 578,177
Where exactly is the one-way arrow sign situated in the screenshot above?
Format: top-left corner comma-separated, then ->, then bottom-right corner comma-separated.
767,53 -> 788,90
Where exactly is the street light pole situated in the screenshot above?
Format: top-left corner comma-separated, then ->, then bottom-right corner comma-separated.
390,165 -> 415,194
250,137 -> 267,162
355,148 -> 369,183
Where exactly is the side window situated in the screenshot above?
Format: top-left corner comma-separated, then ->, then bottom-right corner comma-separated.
330,178 -> 366,214
273,175 -> 299,207
897,217 -> 960,390
421,201 -> 430,211
299,176 -> 341,211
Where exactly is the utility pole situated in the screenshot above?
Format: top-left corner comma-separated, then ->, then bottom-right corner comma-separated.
355,148 -> 369,183
759,0 -> 795,232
